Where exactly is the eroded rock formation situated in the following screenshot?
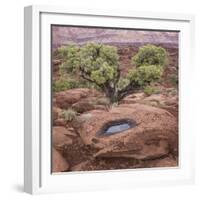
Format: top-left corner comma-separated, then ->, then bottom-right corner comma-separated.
72,104 -> 178,161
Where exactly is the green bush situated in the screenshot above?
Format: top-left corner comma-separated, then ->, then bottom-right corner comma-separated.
56,44 -> 80,73
132,44 -> 167,68
54,46 -> 68,59
61,109 -> 77,122
52,79 -> 72,92
56,43 -> 120,102
117,78 -> 130,90
143,86 -> 160,96
128,65 -> 163,86
54,42 -> 167,102
53,78 -> 99,92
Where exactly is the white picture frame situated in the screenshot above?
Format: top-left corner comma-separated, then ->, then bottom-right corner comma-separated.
24,5 -> 195,194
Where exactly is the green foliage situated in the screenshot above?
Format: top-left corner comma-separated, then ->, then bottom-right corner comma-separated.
53,78 -> 97,92
52,79 -> 72,92
117,78 -> 130,90
143,86 -> 160,96
55,42 -> 168,102
54,46 -> 68,59
126,44 -> 167,92
90,62 -> 118,85
61,109 -> 77,122
58,42 -> 119,85
132,44 -> 167,68
79,43 -> 119,70
79,43 -> 119,85
128,65 -> 163,86
57,44 -> 80,73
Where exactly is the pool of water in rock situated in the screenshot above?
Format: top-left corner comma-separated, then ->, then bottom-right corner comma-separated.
98,119 -> 136,136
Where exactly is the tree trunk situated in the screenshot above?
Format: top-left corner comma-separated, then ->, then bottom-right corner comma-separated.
103,85 -> 118,103
103,83 -> 140,103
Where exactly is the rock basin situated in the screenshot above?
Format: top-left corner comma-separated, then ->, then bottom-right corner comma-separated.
97,119 -> 137,136
72,104 -> 178,160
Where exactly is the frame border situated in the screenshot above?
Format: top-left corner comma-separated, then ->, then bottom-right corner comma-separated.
24,5 -> 195,194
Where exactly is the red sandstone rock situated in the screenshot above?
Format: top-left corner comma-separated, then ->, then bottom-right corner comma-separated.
73,104 -> 178,161
52,148 -> 69,172
52,126 -> 73,150
54,88 -> 102,110
54,118 -> 66,126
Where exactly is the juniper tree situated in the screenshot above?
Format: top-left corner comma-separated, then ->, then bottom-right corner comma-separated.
57,43 -> 167,103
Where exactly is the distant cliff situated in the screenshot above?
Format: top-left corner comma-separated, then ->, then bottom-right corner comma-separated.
52,26 -> 179,50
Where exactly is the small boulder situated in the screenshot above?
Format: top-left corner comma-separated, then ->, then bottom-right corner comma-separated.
54,118 -> 66,126
52,148 -> 69,172
52,126 -> 73,150
72,97 -> 97,113
121,92 -> 145,104
52,107 -> 62,122
54,88 -> 102,109
71,161 -> 91,171
72,97 -> 108,113
152,156 -> 178,167
53,107 -> 70,126
142,94 -> 178,118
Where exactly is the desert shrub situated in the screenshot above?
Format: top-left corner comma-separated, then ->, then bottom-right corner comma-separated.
56,44 -> 80,73
143,86 -> 160,96
77,79 -> 99,90
61,109 -> 77,122
117,78 -> 130,90
54,46 -> 68,59
55,42 -> 167,102
78,43 -> 119,86
53,78 -> 99,92
57,42 -> 120,102
53,79 -> 71,92
53,78 -> 82,92
132,44 -> 167,67
128,65 -> 163,86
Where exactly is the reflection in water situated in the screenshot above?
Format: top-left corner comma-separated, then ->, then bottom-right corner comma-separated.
105,123 -> 131,135
98,119 -> 136,136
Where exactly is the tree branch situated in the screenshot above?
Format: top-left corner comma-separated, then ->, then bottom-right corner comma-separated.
79,68 -> 102,88
114,67 -> 121,85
